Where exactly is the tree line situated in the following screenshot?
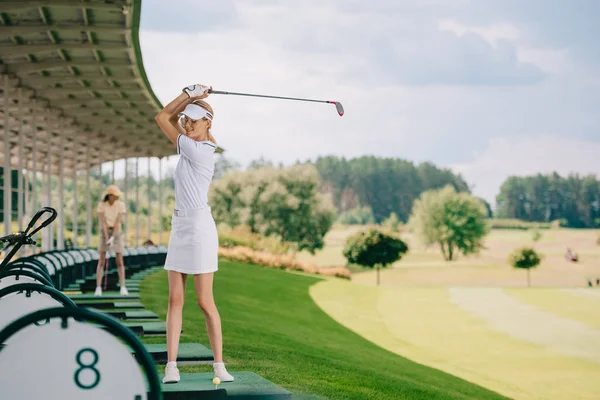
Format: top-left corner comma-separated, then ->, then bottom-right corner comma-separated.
311,156 -> 471,223
496,173 -> 600,228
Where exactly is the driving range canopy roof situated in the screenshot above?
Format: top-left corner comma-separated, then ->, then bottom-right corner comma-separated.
0,0 -> 221,174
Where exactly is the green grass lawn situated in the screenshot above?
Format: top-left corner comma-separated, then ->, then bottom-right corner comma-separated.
140,261 -> 509,400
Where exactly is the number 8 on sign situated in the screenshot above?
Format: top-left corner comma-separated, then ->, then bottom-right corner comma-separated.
0,308 -> 161,400
75,348 -> 101,390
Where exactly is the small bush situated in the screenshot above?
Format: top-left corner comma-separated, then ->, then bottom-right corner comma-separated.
343,229 -> 408,268
218,225 -> 292,255
509,247 -> 542,269
343,228 -> 408,285
509,247 -> 542,287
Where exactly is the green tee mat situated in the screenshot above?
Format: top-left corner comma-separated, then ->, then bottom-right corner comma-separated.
160,372 -> 292,399
74,301 -> 145,309
67,292 -> 141,300
90,309 -> 159,320
121,321 -> 168,336
134,343 -> 214,364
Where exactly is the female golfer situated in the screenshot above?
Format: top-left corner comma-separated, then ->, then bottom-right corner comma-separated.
95,184 -> 128,296
154,84 -> 234,384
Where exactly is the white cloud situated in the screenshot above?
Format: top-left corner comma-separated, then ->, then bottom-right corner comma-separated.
136,0 -> 600,202
438,19 -> 520,47
449,135 -> 600,205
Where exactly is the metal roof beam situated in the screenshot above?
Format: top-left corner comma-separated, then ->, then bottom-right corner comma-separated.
0,1 -> 127,12
0,43 -> 126,57
52,97 -> 152,107
8,60 -> 132,74
0,24 -> 127,37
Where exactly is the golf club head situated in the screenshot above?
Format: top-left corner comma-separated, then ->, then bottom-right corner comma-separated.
333,102 -> 344,116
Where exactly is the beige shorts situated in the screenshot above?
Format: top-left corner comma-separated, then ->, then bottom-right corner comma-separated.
99,228 -> 125,253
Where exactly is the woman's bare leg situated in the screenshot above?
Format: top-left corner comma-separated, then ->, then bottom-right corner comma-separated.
166,271 -> 187,363
95,252 -> 106,287
115,252 -> 126,287
193,273 -> 223,362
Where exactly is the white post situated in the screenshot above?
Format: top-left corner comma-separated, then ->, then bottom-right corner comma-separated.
158,157 -> 162,245
135,157 -> 139,247
124,158 -> 128,244
72,162 -> 78,248
147,156 -> 151,243
31,100 -> 38,253
99,158 -> 103,200
57,118 -> 64,250
3,75 -> 12,236
17,88 -> 24,234
85,143 -> 91,248
112,159 -> 115,183
45,125 -> 53,251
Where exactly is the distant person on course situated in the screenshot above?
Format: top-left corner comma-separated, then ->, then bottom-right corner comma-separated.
154,83 -> 234,384
95,184 -> 128,296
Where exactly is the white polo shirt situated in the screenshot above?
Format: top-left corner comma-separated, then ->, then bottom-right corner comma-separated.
174,134 -> 217,210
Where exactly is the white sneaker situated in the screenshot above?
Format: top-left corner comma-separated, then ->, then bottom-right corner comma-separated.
162,365 -> 180,384
94,286 -> 102,297
120,286 -> 129,296
213,362 -> 234,382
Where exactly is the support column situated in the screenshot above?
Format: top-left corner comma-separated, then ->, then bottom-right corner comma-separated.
3,75 -> 12,236
147,156 -> 151,243
158,157 -> 163,246
135,157 -> 139,247
99,157 -> 103,199
31,102 -> 38,254
17,88 -> 24,233
72,162 -> 78,248
57,118 -> 65,250
85,143 -> 91,248
45,127 -> 53,251
124,158 -> 128,243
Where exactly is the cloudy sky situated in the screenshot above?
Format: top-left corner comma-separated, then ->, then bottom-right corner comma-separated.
138,0 -> 600,205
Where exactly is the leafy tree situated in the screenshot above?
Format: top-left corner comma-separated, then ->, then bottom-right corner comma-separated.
409,185 -> 489,261
478,198 -> 493,218
496,172 -> 600,228
314,156 -> 470,223
381,212 -> 401,232
210,164 -> 336,254
343,229 -> 408,285
338,206 -> 376,225
509,247 -> 541,287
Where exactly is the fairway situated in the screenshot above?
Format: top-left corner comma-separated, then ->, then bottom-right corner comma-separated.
297,225 -> 600,287
140,261 -> 509,400
310,280 -> 600,400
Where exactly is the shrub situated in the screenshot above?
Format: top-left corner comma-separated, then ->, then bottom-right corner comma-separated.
343,228 -> 408,285
218,246 -> 351,279
509,247 -> 542,287
218,225 -> 292,255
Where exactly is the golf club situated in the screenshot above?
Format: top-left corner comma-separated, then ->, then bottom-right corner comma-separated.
208,88 -> 344,116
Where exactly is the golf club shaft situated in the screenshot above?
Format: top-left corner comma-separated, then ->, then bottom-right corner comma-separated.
209,90 -> 335,105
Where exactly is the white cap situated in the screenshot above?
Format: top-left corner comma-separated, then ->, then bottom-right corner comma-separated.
179,103 -> 213,121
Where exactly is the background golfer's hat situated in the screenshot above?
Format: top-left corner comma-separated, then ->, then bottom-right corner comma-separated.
105,184 -> 123,197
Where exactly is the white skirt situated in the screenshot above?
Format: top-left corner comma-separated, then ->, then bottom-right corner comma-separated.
164,207 -> 219,275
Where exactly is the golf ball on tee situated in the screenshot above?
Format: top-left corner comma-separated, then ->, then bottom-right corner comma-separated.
213,377 -> 221,385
